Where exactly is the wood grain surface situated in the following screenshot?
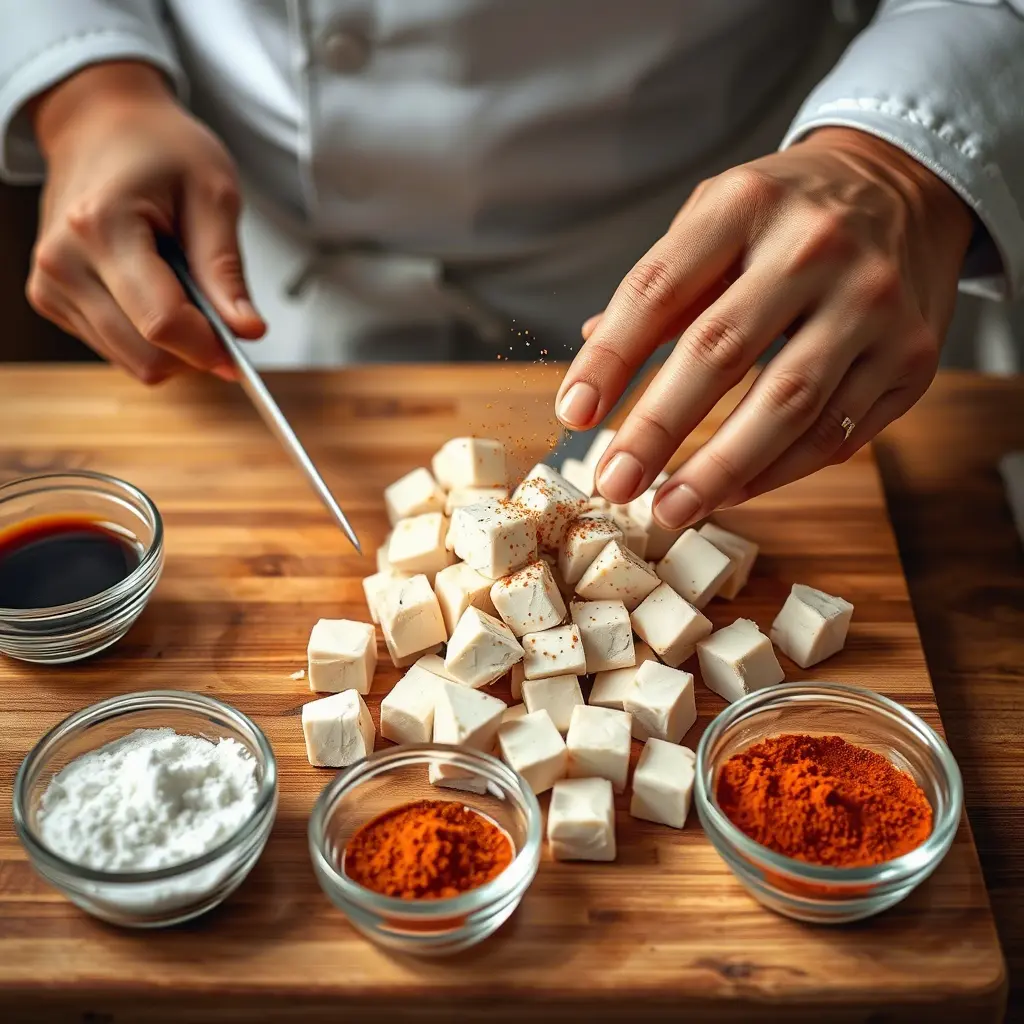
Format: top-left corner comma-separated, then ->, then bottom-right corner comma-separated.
0,365 -> 1006,1022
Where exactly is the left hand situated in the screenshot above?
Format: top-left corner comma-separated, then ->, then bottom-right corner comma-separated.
555,127 -> 973,528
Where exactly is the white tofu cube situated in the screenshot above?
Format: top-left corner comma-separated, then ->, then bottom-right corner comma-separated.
560,458 -> 596,497
558,511 -> 624,586
384,467 -> 445,526
630,740 -> 696,829
656,529 -> 733,608
697,618 -> 785,703
770,584 -> 854,668
624,661 -> 697,743
589,642 -> 658,710
490,560 -> 566,637
522,623 -> 587,680
306,618 -> 377,694
628,488 -> 684,561
414,652 -> 456,680
432,437 -> 507,489
521,674 -> 585,733
548,777 -> 616,862
301,690 -> 374,767
445,486 -> 508,514
575,539 -> 660,611
498,709 -> 568,794
698,522 -> 760,600
380,664 -> 443,745
444,606 -> 525,688
363,569 -> 407,624
582,429 -> 616,471
590,498 -> 648,559
385,637 -> 442,669
432,680 -> 507,751
376,540 -> 393,573
434,561 -> 497,636
511,463 -> 587,550
630,583 -> 712,668
565,704 -> 632,792
502,703 -> 528,724
387,512 -> 452,580
510,660 -> 525,700
378,574 -> 447,661
570,600 -> 634,672
428,762 -> 490,794
450,498 -> 538,579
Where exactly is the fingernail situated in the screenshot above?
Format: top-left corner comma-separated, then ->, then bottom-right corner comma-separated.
598,451 -> 644,502
655,484 -> 703,529
235,298 -> 260,321
557,381 -> 599,427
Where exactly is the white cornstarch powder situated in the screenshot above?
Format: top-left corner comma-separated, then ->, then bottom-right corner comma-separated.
38,727 -> 259,872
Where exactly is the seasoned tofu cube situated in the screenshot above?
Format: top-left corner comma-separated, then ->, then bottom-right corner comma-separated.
588,498 -> 648,559
522,623 -> 587,680
630,740 -> 697,829
548,777 -> 616,862
380,663 -> 443,745
575,539 -> 660,611
628,488 -> 684,561
521,674 -> 585,733
558,512 -> 624,586
378,574 -> 447,662
512,463 -> 588,551
630,583 -> 712,668
432,437 -> 508,489
582,429 -> 616,472
450,498 -> 538,579
624,661 -> 697,743
384,467 -> 446,526
565,704 -> 632,792
434,561 -> 497,636
490,560 -> 566,637
697,618 -> 785,703
589,641 -> 658,710
432,680 -> 507,751
444,606 -> 525,688
387,512 -> 453,580
770,584 -> 854,668
302,690 -> 374,767
362,569 -> 408,624
560,458 -> 596,497
698,522 -> 759,600
445,486 -> 508,514
656,529 -> 733,608
498,709 -> 568,794
306,618 -> 377,694
570,600 -> 634,673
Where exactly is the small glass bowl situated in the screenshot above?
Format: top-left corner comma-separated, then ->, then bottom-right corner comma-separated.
13,690 -> 278,928
0,471 -> 164,664
309,744 -> 542,955
696,682 -> 963,925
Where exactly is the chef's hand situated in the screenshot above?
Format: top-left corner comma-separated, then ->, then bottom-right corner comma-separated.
27,61 -> 264,384
556,128 -> 972,527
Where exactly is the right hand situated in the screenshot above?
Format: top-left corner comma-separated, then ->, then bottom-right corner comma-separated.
27,61 -> 265,383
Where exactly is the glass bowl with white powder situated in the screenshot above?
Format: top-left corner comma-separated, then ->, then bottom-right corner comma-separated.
13,690 -> 277,928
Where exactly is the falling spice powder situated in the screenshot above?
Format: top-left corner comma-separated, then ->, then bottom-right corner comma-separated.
343,799 -> 514,900
716,733 -> 933,868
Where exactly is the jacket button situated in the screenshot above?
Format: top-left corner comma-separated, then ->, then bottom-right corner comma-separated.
321,30 -> 370,73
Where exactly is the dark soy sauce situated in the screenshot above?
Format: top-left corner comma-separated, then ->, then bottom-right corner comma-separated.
0,516 -> 141,609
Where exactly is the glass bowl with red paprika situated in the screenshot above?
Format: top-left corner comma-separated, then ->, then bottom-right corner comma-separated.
0,471 -> 164,664
695,681 -> 963,925
308,743 -> 542,955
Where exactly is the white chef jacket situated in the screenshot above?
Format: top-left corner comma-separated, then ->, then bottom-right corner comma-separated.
1,1 -> 1022,366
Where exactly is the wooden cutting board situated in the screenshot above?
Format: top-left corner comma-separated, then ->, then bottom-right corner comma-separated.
0,366 -> 1005,1022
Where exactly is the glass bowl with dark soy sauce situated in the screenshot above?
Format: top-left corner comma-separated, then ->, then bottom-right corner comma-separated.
0,472 -> 163,664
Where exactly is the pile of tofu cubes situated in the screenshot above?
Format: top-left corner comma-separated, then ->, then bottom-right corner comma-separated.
301,432 -> 854,864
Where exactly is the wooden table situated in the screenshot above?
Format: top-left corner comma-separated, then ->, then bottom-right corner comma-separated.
0,366 -> 1010,1022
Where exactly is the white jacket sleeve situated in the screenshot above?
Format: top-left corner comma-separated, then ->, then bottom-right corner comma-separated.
784,0 -> 1024,301
0,0 -> 186,183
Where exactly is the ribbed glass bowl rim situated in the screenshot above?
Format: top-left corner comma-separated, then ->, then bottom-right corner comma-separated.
0,471 -> 164,620
695,681 -> 963,887
13,690 -> 278,884
308,744 -> 542,918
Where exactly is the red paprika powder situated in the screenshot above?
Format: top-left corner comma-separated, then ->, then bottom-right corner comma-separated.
343,799 -> 514,900
716,733 -> 932,868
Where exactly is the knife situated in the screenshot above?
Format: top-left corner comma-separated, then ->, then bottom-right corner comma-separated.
158,236 -> 362,554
